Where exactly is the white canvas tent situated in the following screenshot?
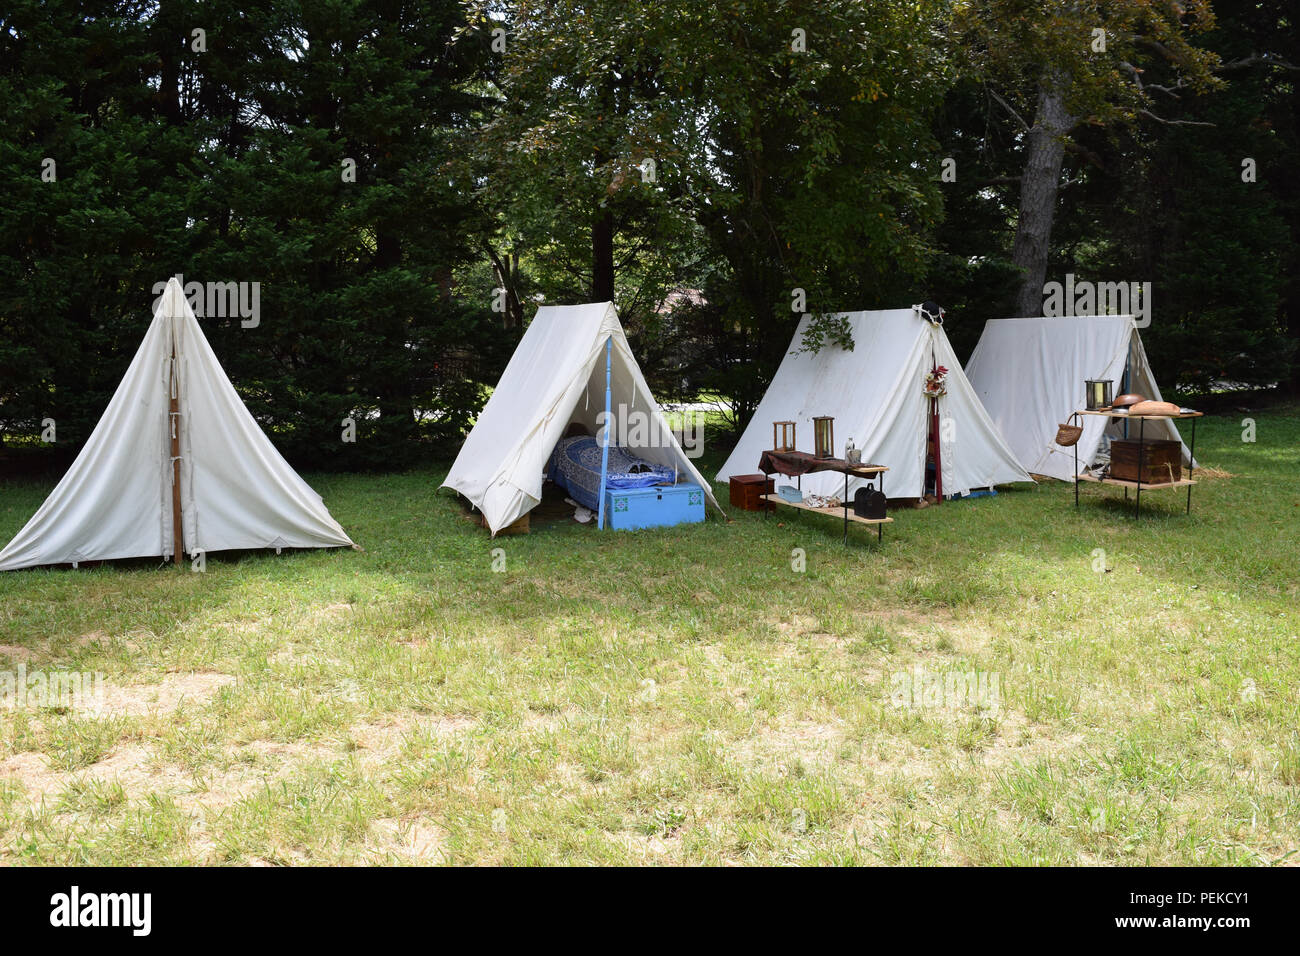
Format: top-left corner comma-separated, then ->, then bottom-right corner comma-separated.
0,277 -> 355,571
716,307 -> 1033,499
442,302 -> 722,534
965,315 -> 1192,481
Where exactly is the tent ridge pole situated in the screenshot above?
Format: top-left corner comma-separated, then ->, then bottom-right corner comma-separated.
596,336 -> 613,529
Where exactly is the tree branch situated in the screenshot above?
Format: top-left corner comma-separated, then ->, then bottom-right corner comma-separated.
986,86 -> 1031,132
1138,108 -> 1214,127
1120,60 -> 1191,97
1216,53 -> 1300,74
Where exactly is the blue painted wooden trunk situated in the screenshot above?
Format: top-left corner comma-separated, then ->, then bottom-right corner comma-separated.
603,483 -> 706,530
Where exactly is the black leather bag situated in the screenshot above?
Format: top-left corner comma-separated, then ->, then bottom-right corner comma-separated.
853,486 -> 887,520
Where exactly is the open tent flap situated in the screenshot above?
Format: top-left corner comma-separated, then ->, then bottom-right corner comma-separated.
446,306 -> 621,532
1114,329 -> 1193,453
442,302 -> 722,535
571,339 -> 681,472
715,309 -> 1031,500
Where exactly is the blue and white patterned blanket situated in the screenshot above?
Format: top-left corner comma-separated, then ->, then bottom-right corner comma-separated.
547,436 -> 677,511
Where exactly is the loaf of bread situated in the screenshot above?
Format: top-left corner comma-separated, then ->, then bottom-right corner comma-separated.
1126,400 -> 1181,416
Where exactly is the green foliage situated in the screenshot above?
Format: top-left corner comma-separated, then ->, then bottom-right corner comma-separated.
1,0 -> 1296,469
1116,0 -> 1298,391
1049,0 -> 1298,391
0,0 -> 500,467
952,0 -> 1223,124
468,0 -> 954,418
924,0 -> 1298,385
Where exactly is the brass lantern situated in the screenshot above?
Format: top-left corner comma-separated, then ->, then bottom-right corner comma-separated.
813,416 -> 835,459
773,421 -> 796,452
1085,379 -> 1113,411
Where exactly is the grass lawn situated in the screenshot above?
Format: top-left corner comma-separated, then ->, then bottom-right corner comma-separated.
1,403 -> 1298,865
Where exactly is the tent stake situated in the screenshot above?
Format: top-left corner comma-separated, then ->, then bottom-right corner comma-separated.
169,340 -> 183,565
596,336 -> 613,529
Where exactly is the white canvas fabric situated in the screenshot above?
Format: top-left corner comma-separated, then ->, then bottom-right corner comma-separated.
965,315 -> 1192,481
0,278 -> 354,571
716,308 -> 1032,499
442,302 -> 722,534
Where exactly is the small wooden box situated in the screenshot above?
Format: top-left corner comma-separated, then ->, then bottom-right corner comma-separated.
729,473 -> 774,512
1110,439 -> 1182,484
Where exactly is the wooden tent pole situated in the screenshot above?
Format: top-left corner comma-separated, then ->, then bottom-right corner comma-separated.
931,395 -> 943,504
169,340 -> 183,565
929,343 -> 943,505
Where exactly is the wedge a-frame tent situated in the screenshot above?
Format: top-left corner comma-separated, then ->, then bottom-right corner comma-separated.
716,307 -> 1033,499
965,315 -> 1192,482
442,302 -> 722,535
0,277 -> 355,571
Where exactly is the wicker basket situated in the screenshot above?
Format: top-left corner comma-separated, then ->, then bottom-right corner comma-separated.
1055,423 -> 1084,447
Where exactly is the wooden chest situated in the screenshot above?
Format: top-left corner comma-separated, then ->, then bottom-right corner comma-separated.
604,483 -> 706,530
729,473 -> 774,511
1110,439 -> 1182,484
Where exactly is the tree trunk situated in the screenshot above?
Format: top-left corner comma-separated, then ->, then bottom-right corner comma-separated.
486,243 -> 524,328
155,0 -> 182,125
1287,277 -> 1300,395
1289,92 -> 1300,394
1010,75 -> 1076,317
375,229 -> 414,428
592,208 -> 614,302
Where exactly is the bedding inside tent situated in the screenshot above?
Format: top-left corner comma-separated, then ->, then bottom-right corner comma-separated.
442,302 -> 721,534
547,436 -> 677,511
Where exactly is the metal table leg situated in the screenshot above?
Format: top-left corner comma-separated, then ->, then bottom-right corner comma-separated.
1073,412 -> 1079,508
1186,416 -> 1197,514
843,472 -> 849,546
880,471 -> 886,541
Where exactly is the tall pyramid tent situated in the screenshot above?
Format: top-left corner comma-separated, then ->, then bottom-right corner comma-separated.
0,278 -> 355,571
443,302 -> 722,535
965,315 -> 1192,482
716,307 -> 1033,499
